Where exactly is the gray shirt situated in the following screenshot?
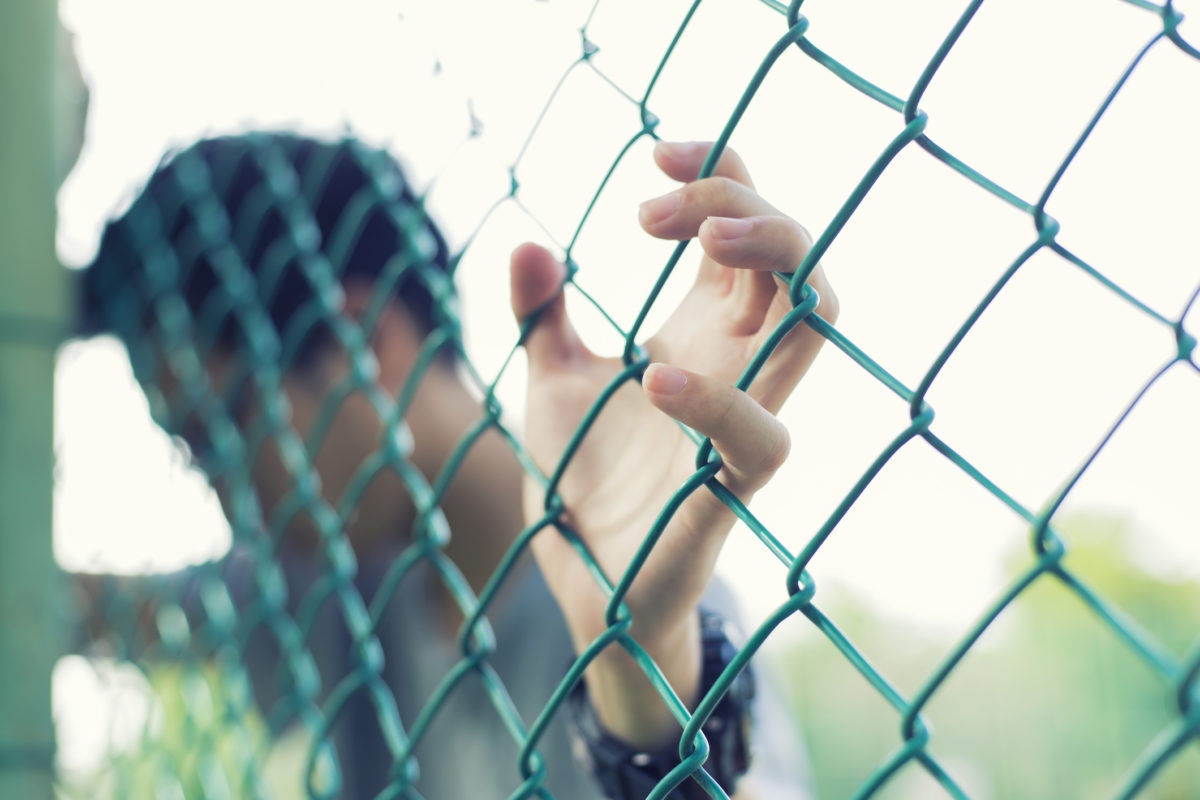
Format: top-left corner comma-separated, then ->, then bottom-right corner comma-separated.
142,544 -> 812,799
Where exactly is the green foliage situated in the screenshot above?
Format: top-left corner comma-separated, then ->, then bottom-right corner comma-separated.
784,515 -> 1200,799
58,662 -> 270,800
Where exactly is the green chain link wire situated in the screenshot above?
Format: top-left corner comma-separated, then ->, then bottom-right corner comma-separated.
73,0 -> 1200,798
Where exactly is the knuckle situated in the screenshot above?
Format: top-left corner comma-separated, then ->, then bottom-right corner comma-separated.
773,217 -> 812,265
719,146 -> 747,171
712,389 -> 740,431
714,146 -> 754,187
760,422 -> 791,474
791,219 -> 815,251
685,175 -> 742,212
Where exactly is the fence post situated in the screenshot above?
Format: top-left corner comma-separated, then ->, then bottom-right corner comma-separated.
0,0 -> 64,797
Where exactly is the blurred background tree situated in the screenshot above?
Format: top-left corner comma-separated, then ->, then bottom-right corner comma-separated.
783,514 -> 1200,799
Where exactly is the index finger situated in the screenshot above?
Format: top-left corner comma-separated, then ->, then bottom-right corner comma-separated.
652,140 -> 755,189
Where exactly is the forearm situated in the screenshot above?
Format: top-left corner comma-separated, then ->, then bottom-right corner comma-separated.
515,141 -> 824,799
583,613 -> 702,750
570,601 -> 759,799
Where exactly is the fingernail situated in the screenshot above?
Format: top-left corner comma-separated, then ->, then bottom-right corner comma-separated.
638,191 -> 681,226
644,364 -> 688,395
705,216 -> 753,240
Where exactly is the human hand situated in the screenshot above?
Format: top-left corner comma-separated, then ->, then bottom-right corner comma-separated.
509,141 -> 837,748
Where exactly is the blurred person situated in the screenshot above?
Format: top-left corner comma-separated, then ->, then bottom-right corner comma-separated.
74,131 -> 835,799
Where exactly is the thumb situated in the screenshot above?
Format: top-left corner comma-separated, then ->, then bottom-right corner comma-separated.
509,242 -> 587,369
642,363 -> 790,495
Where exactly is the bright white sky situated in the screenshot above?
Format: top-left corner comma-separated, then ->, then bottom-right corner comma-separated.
54,0 -> 1199,649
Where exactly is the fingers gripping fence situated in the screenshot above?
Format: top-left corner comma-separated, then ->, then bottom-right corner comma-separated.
70,1 -> 1200,799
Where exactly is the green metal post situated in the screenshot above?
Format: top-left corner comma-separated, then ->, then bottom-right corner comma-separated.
0,0 -> 64,797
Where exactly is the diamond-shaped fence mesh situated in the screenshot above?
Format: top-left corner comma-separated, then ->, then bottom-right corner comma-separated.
3,0 -> 1198,798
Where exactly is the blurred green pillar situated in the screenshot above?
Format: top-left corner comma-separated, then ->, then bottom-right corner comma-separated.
0,0 -> 64,797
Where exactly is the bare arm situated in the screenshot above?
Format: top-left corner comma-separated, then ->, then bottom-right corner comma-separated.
511,140 -> 834,790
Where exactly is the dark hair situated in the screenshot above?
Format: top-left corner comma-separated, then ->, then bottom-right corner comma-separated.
80,132 -> 457,370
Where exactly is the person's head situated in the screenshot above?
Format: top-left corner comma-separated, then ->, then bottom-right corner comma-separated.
81,131 -> 463,553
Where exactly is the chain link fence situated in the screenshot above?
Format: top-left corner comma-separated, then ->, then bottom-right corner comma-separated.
21,0 -> 1200,798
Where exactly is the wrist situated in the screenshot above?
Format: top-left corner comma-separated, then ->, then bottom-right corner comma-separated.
582,613 -> 702,750
568,607 -> 756,799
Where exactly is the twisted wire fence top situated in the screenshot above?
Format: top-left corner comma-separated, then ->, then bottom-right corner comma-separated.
67,0 -> 1199,798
